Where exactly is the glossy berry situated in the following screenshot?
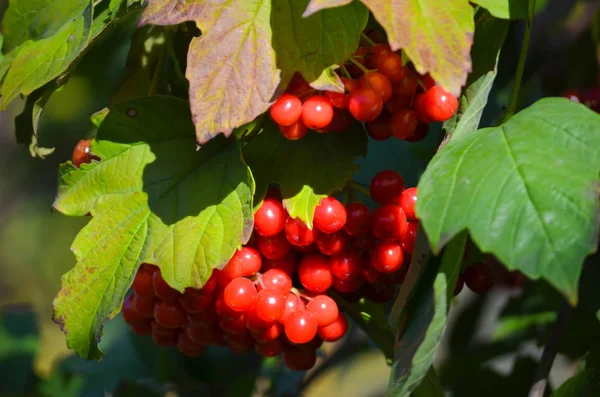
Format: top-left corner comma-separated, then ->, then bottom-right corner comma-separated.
322,108 -> 354,133
280,292 -> 305,323
218,314 -> 247,334
285,72 -> 314,99
255,288 -> 287,322
215,290 -> 244,319
401,222 -> 418,255
391,108 -> 418,139
399,187 -> 418,221
232,247 -> 262,277
315,230 -> 349,256
307,295 -> 338,327
224,277 -> 257,312
392,72 -> 418,100
270,94 -> 302,126
360,72 -> 393,102
349,88 -> 384,122
371,204 -> 408,241
343,202 -> 371,236
341,77 -> 359,93
283,346 -> 317,371
152,272 -> 181,302
256,339 -> 285,357
375,53 -> 407,83
279,119 -> 308,140
122,294 -> 145,326
132,263 -> 157,298
254,198 -> 287,237
262,253 -> 297,278
330,250 -> 362,281
256,233 -> 292,260
325,90 -> 350,109
219,257 -> 244,287
317,313 -> 348,342
154,301 -> 186,328
133,294 -> 155,318
369,43 -> 392,68
413,93 -> 433,123
72,139 -> 94,168
252,322 -> 283,342
284,309 -> 318,344
301,95 -> 334,129
370,170 -> 405,205
298,254 -> 333,292
370,241 -> 404,274
261,269 -> 293,293
464,263 -> 494,294
245,303 -> 275,331
284,217 -> 316,247
365,111 -> 393,141
314,197 -> 347,234
422,86 -> 458,122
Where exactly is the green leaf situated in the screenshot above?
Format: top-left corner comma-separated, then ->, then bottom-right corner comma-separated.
493,312 -> 557,340
272,0 -> 368,90
304,0 -> 474,96
471,0 -> 528,20
417,98 -> 600,303
243,121 -> 367,227
52,97 -> 254,359
412,368 -> 445,397
139,0 -> 279,145
551,369 -> 600,397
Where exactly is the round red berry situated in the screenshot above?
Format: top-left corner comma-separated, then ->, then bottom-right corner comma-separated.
365,111 -> 393,140
375,53 -> 407,83
270,94 -> 302,126
224,277 -> 257,312
307,295 -> 339,327
285,72 -> 314,99
279,119 -> 309,140
254,198 -> 287,237
314,197 -> 347,234
218,314 -> 247,334
370,170 -> 405,204
401,222 -> 418,255
177,332 -> 205,357
301,95 -> 334,129
391,108 -> 418,139
262,253 -> 297,278
245,303 -> 275,331
315,230 -> 349,256
399,187 -> 418,221
332,276 -> 364,293
255,288 -> 286,322
256,233 -> 292,260
349,88 -> 384,122
122,294 -> 145,326
370,241 -> 404,274
317,313 -> 348,342
406,122 -> 429,142
464,263 -> 494,294
284,309 -> 318,344
133,294 -> 155,318
325,90 -> 350,109
330,250 -> 362,281
252,322 -> 283,342
154,301 -> 186,328
369,43 -> 392,68
284,217 -> 316,247
283,346 -> 317,371
392,73 -> 418,100
215,290 -> 244,319
360,72 -> 393,102
261,269 -> 293,293
256,338 -> 285,357
372,204 -> 408,240
298,254 -> 333,292
152,330 -> 178,347
280,292 -> 305,323
422,86 -> 458,122
152,272 -> 181,302
413,93 -> 433,123
132,263 -> 157,298
343,202 -> 371,236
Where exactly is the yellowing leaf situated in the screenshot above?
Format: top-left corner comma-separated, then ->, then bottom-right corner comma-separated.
139,0 -> 279,145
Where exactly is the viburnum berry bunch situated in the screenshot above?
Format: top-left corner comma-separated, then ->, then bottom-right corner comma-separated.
269,30 -> 458,142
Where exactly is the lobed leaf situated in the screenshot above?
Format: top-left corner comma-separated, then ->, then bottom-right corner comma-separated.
53,97 -> 254,359
417,98 -> 600,303
471,0 -> 528,20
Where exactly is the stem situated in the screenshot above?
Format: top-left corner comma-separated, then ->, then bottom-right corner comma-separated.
360,32 -> 376,47
501,0 -> 536,123
165,27 -> 187,85
339,65 -> 352,79
528,299 -> 572,397
348,57 -> 370,75
346,181 -> 370,198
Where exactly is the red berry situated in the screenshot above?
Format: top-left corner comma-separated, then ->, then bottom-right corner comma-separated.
349,88 -> 384,122
132,263 -> 158,298
314,197 -> 347,234
301,95 -> 334,129
298,254 -> 333,292
215,290 -> 244,319
256,338 -> 284,357
399,187 -> 418,221
370,241 -> 404,274
284,217 -> 316,247
177,332 -> 205,357
152,272 -> 181,302
325,90 -> 350,109
255,288 -> 287,322
280,293 -> 306,323
317,313 -> 348,342
72,139 -> 94,168
188,305 -> 218,325
385,95 -> 412,114
343,202 -> 371,236
283,346 -> 317,371
234,247 -> 262,277
370,170 -> 405,205
504,270 -> 526,289
218,314 -> 247,334
369,43 -> 392,68
219,257 -> 244,287
423,73 -> 436,89
365,111 -> 393,140
361,261 -> 383,284
262,253 -> 297,278
261,269 -> 293,293
360,72 -> 393,102
130,320 -> 152,336
254,198 -> 287,237
376,53 -> 407,83
372,204 -> 408,240
401,222 -> 418,255
341,77 -> 359,93
307,295 -> 339,327
321,108 -> 354,132
245,303 -> 275,331
332,276 -> 364,293
392,73 -> 418,100
256,233 -> 292,260
201,272 -> 218,296
453,273 -> 464,296
284,309 -> 318,344
154,301 -> 186,328
315,230 -> 349,256
270,94 -> 302,126
151,319 -> 177,336
252,322 -> 283,342
122,294 -> 145,326
464,263 -> 494,294
405,122 -> 429,142
152,330 -> 178,347
422,86 -> 458,122
330,250 -> 362,281
133,294 -> 155,318
285,72 -> 314,99
562,89 -> 582,103
279,119 -> 309,140
413,93 -> 433,123
187,323 -> 221,345
224,277 -> 257,312
391,108 -> 418,139
224,332 -> 255,353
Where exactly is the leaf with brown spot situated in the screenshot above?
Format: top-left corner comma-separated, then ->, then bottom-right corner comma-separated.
304,0 -> 474,96
139,0 -> 279,144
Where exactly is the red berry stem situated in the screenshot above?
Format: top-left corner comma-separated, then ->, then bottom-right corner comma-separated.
339,65 -> 353,79
345,180 -> 371,198
360,32 -> 377,47
348,57 -> 371,75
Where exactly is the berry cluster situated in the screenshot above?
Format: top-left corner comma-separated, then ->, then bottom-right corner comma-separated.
269,33 -> 458,142
453,261 -> 526,296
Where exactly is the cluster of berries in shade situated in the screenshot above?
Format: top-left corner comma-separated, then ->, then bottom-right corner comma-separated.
269,32 -> 458,142
562,86 -> 600,113
454,261 -> 526,296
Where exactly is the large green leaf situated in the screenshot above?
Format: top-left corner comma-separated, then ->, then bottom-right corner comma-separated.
53,96 -> 254,359
471,0 -> 528,20
304,0 -> 474,96
139,0 -> 279,145
417,98 -> 600,303
243,121 -> 367,227
272,0 -> 368,91
551,369 -> 600,397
